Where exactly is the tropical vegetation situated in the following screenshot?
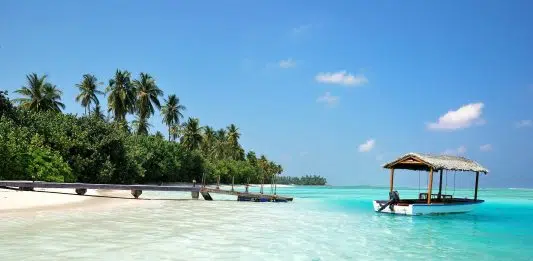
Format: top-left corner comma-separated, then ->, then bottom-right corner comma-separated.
276,175 -> 327,185
0,72 -> 288,186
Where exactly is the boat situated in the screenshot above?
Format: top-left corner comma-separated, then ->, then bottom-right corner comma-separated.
373,153 -> 488,215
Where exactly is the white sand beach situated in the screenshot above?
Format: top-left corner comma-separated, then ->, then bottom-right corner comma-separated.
0,184 -> 292,214
0,188 -> 134,214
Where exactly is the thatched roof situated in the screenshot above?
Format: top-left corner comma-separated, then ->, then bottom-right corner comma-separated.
382,153 -> 488,174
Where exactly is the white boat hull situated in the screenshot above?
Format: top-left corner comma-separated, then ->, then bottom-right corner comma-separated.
372,200 -> 483,216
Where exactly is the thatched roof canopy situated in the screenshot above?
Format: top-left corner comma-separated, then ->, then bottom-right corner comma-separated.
382,153 -> 488,174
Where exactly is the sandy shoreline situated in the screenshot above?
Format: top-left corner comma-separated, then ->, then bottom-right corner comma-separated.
0,188 -> 137,215
0,183 -> 294,215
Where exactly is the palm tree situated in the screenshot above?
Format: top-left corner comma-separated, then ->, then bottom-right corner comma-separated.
181,118 -> 203,151
92,104 -> 105,121
246,151 -> 257,166
169,123 -> 182,141
75,74 -> 103,115
155,131 -> 165,140
202,126 -> 216,157
15,73 -> 64,112
133,73 -> 163,119
258,155 -> 269,193
161,94 -> 186,141
42,84 -> 65,113
227,124 -> 243,160
132,115 -> 151,135
14,73 -> 45,111
106,69 -> 135,122
227,124 -> 240,145
214,128 -> 227,160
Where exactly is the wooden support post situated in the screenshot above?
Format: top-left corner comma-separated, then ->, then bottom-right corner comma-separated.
260,177 -> 264,194
191,179 -> 199,199
201,191 -> 213,200
427,168 -> 434,204
474,171 -> 479,201
75,188 -> 87,195
216,175 -> 220,190
231,176 -> 234,192
389,168 -> 395,192
438,169 -> 443,199
274,175 -> 277,195
191,191 -> 199,199
131,189 -> 142,199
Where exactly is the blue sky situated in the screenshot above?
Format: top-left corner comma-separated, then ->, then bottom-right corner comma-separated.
1,1 -> 532,188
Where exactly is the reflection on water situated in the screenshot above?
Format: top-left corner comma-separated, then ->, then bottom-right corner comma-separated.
1,186 -> 533,261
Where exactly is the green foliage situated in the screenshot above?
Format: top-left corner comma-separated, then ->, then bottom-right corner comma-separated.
1,72 -> 289,186
0,117 -> 72,182
75,74 -> 103,115
27,135 -> 73,182
204,159 -> 259,184
0,90 -> 14,118
0,118 -> 30,180
106,69 -> 135,122
161,94 -> 186,141
14,73 -> 65,113
181,117 -> 203,151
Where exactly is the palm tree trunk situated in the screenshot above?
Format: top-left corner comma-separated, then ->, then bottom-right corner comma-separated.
168,125 -> 171,141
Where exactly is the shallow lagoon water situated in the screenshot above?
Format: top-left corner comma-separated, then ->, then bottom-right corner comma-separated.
2,186 -> 532,260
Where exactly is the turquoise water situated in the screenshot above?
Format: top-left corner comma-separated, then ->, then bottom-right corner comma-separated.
2,186 -> 533,260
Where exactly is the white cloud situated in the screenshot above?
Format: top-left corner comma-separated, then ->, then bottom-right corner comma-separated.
279,58 -> 296,68
358,139 -> 375,152
515,120 -> 532,128
316,92 -> 339,107
427,102 -> 485,131
293,24 -> 312,34
442,145 -> 467,156
315,71 -> 368,86
480,144 -> 492,152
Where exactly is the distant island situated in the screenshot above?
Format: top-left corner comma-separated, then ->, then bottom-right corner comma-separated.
276,175 -> 327,185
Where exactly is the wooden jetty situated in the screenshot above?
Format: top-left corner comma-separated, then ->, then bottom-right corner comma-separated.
201,187 -> 293,202
0,181 -> 293,202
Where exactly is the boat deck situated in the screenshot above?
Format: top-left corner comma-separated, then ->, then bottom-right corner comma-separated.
375,198 -> 482,206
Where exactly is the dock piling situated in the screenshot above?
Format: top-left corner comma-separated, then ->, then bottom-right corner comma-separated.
131,189 -> 142,199
191,179 -> 199,199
